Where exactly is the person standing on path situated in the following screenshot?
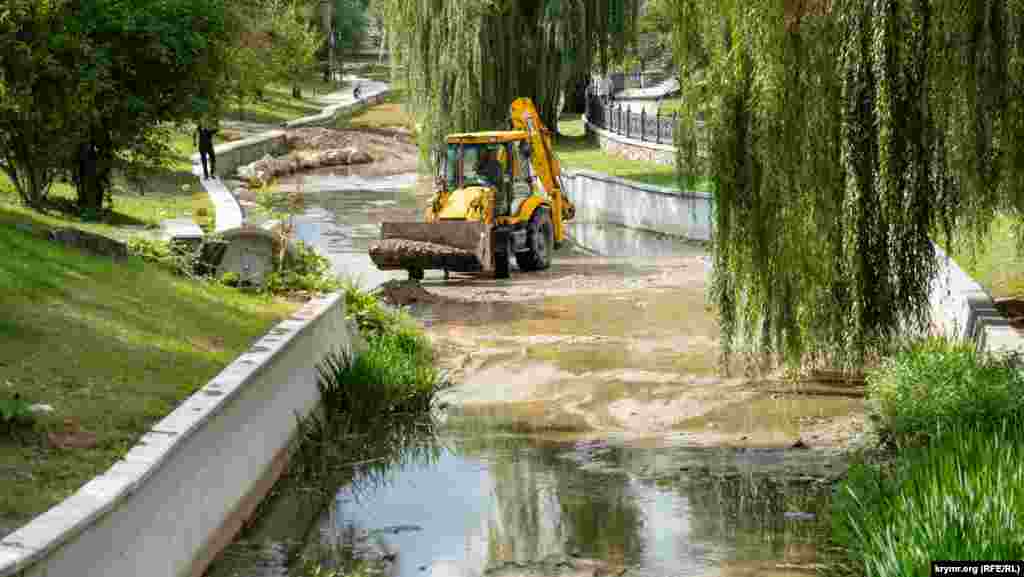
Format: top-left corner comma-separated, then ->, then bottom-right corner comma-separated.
195,123 -> 218,180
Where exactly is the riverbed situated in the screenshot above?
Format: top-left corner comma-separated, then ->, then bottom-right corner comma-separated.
204,171 -> 864,577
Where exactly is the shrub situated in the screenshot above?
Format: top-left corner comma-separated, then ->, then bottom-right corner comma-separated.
291,287 -> 444,493
127,236 -> 202,279
341,280 -> 424,346
833,416 -> 1024,575
0,394 -> 35,435
866,337 -> 1024,448
262,240 -> 340,295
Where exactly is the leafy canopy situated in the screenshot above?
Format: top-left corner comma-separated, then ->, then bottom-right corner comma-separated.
672,0 -> 1024,371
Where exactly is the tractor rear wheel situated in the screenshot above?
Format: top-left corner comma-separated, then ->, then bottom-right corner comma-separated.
516,207 -> 553,271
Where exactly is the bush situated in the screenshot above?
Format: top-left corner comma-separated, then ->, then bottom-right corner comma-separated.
342,280 -> 423,346
866,337 -> 1024,448
0,393 -> 35,435
291,286 -> 443,493
263,241 -> 340,295
127,236 -> 202,279
833,416 -> 1024,575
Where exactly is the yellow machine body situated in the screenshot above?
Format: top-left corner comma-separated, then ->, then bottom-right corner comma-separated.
368,98 -> 575,279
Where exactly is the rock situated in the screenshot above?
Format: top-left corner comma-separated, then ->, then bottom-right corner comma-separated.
215,227 -> 279,287
29,403 -> 55,415
47,418 -> 98,450
790,438 -> 809,449
345,147 -> 373,164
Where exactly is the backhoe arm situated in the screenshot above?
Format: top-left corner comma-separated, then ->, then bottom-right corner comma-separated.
508,98 -> 575,243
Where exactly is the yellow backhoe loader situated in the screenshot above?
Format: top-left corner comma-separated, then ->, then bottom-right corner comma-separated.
368,97 -> 575,280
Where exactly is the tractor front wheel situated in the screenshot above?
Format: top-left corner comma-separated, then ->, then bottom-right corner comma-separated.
516,207 -> 553,271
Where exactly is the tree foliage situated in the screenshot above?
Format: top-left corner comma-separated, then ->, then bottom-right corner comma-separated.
376,0 -> 641,162
333,0 -> 370,60
0,0 -> 234,214
0,0 -> 90,208
672,0 -> 1024,371
266,0 -> 323,98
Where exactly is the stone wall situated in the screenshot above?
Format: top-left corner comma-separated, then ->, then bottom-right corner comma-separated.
583,115 -> 676,166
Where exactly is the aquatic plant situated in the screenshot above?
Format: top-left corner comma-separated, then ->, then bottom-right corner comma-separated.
833,416 -> 1024,575
866,337 -> 1024,448
291,284 -> 445,496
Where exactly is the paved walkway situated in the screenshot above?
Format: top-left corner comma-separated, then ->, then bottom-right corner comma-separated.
219,76 -> 389,139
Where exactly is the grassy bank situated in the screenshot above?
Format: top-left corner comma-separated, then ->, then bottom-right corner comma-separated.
830,339 -> 1024,574
946,214 -> 1024,300
222,80 -> 345,126
0,210 -> 297,529
555,116 -> 710,191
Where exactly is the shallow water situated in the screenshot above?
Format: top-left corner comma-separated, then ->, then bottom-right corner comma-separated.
206,432 -> 839,577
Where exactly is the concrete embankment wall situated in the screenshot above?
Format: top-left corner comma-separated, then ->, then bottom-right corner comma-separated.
562,169 -> 712,242
0,294 -> 356,577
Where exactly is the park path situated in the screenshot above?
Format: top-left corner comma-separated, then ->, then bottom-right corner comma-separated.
218,76 -> 389,140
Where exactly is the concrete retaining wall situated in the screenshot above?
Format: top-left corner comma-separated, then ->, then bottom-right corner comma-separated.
930,245 -> 1023,354
562,169 -> 711,242
583,115 -> 676,166
0,293 -> 357,577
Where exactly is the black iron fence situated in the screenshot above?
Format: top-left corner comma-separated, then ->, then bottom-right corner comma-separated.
586,96 -> 677,145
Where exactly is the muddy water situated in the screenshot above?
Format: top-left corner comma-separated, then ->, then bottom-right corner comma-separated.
204,176 -> 863,577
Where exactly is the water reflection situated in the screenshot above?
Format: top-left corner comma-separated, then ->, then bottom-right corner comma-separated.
206,430 -> 839,577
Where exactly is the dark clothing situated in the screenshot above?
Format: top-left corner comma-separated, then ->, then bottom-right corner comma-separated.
353,85 -> 362,100
196,127 -> 217,179
477,158 -> 502,187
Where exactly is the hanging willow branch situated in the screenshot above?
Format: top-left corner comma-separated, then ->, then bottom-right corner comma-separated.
376,0 -> 640,163
673,0 -> 1024,371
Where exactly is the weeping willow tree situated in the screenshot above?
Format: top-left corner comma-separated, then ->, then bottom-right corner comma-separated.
672,0 -> 1024,371
375,0 -> 641,161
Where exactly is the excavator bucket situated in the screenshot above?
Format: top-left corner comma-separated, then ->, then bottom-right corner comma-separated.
368,221 -> 496,275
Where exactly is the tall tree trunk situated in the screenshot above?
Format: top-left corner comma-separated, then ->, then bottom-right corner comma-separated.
73,133 -> 113,217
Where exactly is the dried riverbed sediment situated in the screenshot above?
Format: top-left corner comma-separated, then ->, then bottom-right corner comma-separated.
378,250 -> 865,449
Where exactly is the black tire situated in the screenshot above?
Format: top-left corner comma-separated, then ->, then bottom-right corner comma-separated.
408,267 -> 424,281
493,228 -> 511,279
516,207 -> 554,271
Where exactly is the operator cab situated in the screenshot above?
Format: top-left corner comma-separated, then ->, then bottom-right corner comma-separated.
436,135 -> 536,218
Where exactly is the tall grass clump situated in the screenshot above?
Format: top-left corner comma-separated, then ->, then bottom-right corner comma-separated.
829,337 -> 1024,575
832,417 -> 1024,575
867,337 -> 1024,448
290,282 -> 445,494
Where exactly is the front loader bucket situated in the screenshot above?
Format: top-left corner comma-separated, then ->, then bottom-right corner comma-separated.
369,221 -> 495,274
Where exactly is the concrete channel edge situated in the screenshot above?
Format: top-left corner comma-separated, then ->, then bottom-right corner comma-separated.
0,84 -> 389,577
0,292 -> 356,577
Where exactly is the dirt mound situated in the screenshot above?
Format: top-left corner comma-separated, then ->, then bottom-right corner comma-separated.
374,279 -> 439,306
285,127 -> 358,150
